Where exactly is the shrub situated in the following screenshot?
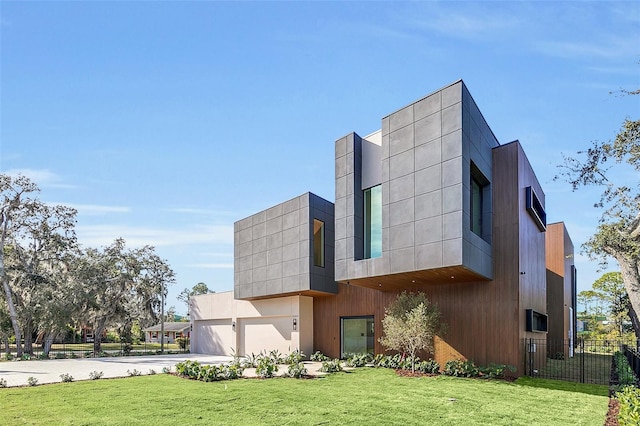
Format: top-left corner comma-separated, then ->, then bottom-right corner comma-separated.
176,337 -> 190,350
443,359 -> 468,377
345,353 -> 372,368
4,353 -> 14,361
27,377 -> 38,386
225,363 -> 244,380
148,369 -> 156,375
0,378 -> 7,388
162,366 -> 171,374
127,369 -> 142,377
319,359 -> 343,373
38,353 -> 49,360
268,349 -> 285,364
311,351 -> 329,362
479,363 -> 516,379
243,353 -> 260,368
176,360 -> 201,377
617,385 -> 640,426
60,373 -> 74,383
373,353 -> 405,369
89,371 -> 104,380
256,356 -> 278,378
287,362 -> 308,378
54,352 -> 66,359
614,351 -> 637,387
415,359 -> 440,374
21,354 -> 31,361
285,349 -> 305,364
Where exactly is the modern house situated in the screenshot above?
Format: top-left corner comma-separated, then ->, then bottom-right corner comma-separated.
191,80 -> 577,375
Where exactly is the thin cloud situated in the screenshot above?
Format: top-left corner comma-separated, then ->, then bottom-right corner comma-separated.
535,34 -> 639,60
76,224 -> 233,248
4,168 -> 77,189
50,203 -> 131,215
165,207 -> 235,216
186,263 -> 234,269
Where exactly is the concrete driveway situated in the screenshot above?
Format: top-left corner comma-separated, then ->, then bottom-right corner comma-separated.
0,353 -> 233,387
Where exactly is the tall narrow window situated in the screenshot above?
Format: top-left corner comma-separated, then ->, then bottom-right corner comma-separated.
364,185 -> 382,259
471,177 -> 483,237
313,219 -> 325,267
470,162 -> 490,241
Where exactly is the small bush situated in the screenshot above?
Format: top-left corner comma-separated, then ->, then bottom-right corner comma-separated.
268,349 -> 285,364
479,363 -> 516,379
54,352 -> 66,359
162,366 -> 171,374
21,354 -> 31,361
617,385 -> 640,426
345,353 -> 372,368
285,349 -> 306,364
415,359 -> 440,374
319,359 -> 343,373
60,373 -> 74,383
89,371 -> 104,380
373,353 -> 405,369
243,353 -> 259,368
287,362 -> 308,378
38,353 -> 49,360
176,337 -> 190,350
27,377 -> 38,386
4,353 -> 14,361
443,359 -> 483,377
148,369 -> 156,375
256,356 -> 278,378
310,351 -> 329,362
0,378 -> 7,388
127,369 -> 142,377
176,360 -> 201,377
225,364 -> 243,380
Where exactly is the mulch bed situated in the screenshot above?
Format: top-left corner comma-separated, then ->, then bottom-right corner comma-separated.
604,398 -> 619,426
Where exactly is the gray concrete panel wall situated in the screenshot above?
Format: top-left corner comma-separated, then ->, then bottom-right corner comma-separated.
336,80 -> 495,282
234,192 -> 336,299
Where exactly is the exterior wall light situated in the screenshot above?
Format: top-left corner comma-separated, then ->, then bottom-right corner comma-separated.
293,318 -> 297,331
232,321 -> 236,332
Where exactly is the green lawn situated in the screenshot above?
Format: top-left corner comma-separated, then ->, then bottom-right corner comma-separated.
535,352 -> 613,384
0,368 -> 608,425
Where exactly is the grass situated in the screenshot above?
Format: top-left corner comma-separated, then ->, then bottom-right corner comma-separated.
535,352 -> 612,385
0,368 -> 608,425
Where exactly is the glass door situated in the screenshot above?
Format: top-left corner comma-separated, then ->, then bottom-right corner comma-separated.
341,316 -> 374,358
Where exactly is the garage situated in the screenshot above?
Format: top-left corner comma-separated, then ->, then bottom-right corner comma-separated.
239,316 -> 292,356
192,319 -> 233,355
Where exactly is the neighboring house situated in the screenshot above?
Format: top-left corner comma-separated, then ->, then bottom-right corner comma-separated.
143,322 -> 190,344
191,80 -> 577,376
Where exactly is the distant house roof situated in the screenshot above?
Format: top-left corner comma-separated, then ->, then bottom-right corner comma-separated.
143,322 -> 190,333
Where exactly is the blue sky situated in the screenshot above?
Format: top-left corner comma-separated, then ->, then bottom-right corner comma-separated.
1,1 -> 638,315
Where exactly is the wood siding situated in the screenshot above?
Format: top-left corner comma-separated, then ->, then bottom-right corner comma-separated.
314,142 -> 550,376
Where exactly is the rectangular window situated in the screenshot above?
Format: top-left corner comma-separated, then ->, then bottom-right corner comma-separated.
471,176 -> 483,236
341,316 -> 375,358
151,332 -> 157,339
470,162 -> 489,240
364,185 -> 382,259
526,186 -> 546,231
313,219 -> 325,267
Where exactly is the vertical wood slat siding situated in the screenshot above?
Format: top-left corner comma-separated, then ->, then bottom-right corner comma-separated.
315,142 -> 549,376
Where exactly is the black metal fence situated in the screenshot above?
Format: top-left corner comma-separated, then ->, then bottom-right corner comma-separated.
524,338 -> 636,385
623,345 -> 640,381
0,340 -> 189,360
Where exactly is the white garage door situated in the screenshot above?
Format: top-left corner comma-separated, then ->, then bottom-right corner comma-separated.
239,317 -> 292,357
193,319 -> 233,355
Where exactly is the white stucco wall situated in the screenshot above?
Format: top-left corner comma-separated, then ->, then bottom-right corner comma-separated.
190,292 -> 313,357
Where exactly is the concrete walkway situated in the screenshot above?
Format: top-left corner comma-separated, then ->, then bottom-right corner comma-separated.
0,354 -> 332,387
0,353 -> 233,387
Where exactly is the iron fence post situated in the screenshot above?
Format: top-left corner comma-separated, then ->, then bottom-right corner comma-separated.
580,339 -> 585,383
